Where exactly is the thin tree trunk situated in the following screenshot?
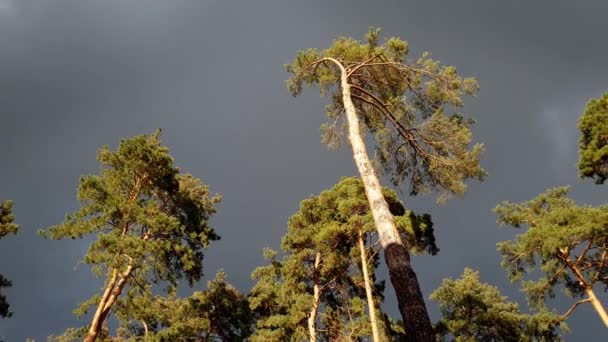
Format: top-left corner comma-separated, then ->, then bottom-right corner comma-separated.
585,287 -> 608,327
358,228 -> 381,342
326,57 -> 434,341
141,320 -> 149,336
308,252 -> 322,342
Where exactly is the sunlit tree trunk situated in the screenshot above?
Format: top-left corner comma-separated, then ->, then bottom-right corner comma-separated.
326,57 -> 434,341
308,252 -> 322,342
562,252 -> 608,328
358,228 -> 381,342
85,270 -> 117,342
85,265 -> 134,342
586,287 -> 608,327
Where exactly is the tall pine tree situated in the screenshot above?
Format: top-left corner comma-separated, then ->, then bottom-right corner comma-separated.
286,28 -> 484,340
41,131 -> 221,342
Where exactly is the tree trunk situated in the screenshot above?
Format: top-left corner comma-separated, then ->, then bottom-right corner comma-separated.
359,228 -> 381,342
85,270 -> 118,342
85,264 -> 134,342
585,287 -> 608,327
564,254 -> 608,328
86,178 -> 144,342
327,57 -> 434,341
308,252 -> 322,342
383,244 -> 434,341
141,320 -> 149,336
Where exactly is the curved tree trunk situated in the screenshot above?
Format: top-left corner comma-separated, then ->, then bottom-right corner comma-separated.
585,287 -> 608,327
358,228 -> 381,342
326,57 -> 434,341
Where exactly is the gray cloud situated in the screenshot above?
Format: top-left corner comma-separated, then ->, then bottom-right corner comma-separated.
0,1 -> 16,16
1,0 -> 607,340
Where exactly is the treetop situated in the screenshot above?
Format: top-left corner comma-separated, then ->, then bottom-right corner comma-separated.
286,27 -> 485,201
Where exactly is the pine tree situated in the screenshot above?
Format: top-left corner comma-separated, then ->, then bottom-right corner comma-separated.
431,268 -> 563,341
41,131 -> 221,342
578,93 -> 608,184
286,28 -> 484,340
495,187 -> 608,327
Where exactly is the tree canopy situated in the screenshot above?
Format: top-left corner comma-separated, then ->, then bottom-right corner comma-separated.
495,187 -> 608,325
112,270 -> 252,341
578,93 -> 608,184
286,28 -> 485,200
431,268 -> 563,342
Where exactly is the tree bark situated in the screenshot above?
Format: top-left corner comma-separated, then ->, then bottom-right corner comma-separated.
326,57 -> 434,341
585,287 -> 608,328
384,244 -> 434,341
308,252 -> 322,342
359,229 -> 381,342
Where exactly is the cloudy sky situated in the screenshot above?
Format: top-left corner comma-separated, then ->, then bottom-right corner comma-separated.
1,0 -> 607,340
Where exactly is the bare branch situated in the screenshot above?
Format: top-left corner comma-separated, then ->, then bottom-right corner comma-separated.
128,272 -> 147,294
575,240 -> 594,266
346,54 -> 384,77
593,248 -> 608,283
561,299 -> 592,320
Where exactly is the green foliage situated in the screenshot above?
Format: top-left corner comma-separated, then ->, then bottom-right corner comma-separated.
113,271 -> 252,341
0,200 -> 18,238
250,177 -> 437,341
495,187 -> 608,312
578,93 -> 608,184
48,327 -> 89,342
431,268 -> 563,341
284,177 -> 438,257
0,200 -> 18,319
286,28 -> 485,200
249,250 -> 308,342
48,326 -> 118,342
0,274 -> 12,319
40,131 -> 221,336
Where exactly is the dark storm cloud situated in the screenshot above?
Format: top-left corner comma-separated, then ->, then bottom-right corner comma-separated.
1,0 -> 607,340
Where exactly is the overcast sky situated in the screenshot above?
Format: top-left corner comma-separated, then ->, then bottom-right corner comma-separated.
1,0 -> 607,340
